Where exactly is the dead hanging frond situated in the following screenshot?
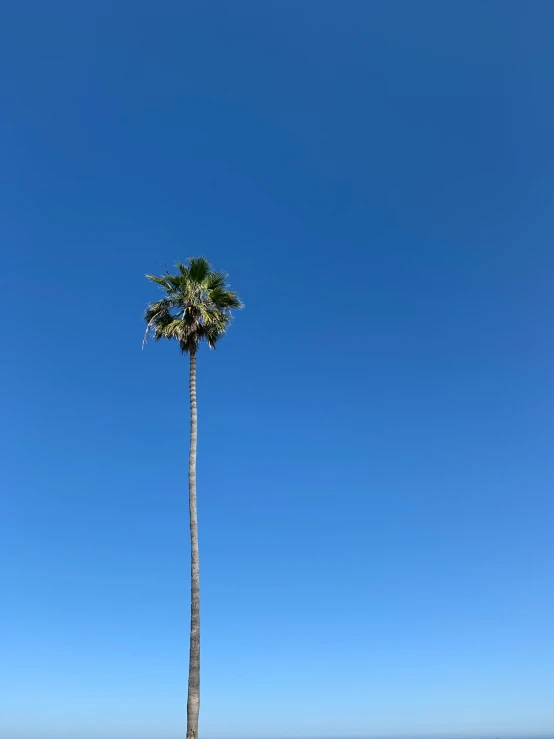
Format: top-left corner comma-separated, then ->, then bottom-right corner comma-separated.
142,313 -> 157,349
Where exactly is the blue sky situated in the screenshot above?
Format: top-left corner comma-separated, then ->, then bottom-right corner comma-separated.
1,1 -> 554,738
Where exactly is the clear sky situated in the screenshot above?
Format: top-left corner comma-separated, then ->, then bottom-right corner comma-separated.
1,2 -> 553,738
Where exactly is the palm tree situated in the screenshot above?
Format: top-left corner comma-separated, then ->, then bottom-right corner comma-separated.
143,257 -> 243,739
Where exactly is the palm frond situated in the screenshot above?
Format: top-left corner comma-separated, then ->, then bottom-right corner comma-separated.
188,256 -> 211,284
176,261 -> 190,278
143,257 -> 242,355
209,287 -> 243,310
144,299 -> 171,321
142,299 -> 172,348
146,274 -> 173,292
205,270 -> 227,291
166,273 -> 184,290
203,323 -> 226,349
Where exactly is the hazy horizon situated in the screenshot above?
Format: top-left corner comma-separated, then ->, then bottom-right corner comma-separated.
6,735 -> 554,739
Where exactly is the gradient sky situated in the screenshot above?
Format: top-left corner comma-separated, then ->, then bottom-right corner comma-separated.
1,2 -> 554,738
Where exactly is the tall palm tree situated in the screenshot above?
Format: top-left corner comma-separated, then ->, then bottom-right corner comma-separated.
143,257 -> 242,739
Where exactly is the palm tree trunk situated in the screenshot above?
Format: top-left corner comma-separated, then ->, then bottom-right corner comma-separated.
187,349 -> 200,739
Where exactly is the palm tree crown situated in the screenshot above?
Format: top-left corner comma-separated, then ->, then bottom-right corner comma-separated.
144,257 -> 243,353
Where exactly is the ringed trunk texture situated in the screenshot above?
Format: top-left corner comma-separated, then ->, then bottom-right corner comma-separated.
186,350 -> 200,739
